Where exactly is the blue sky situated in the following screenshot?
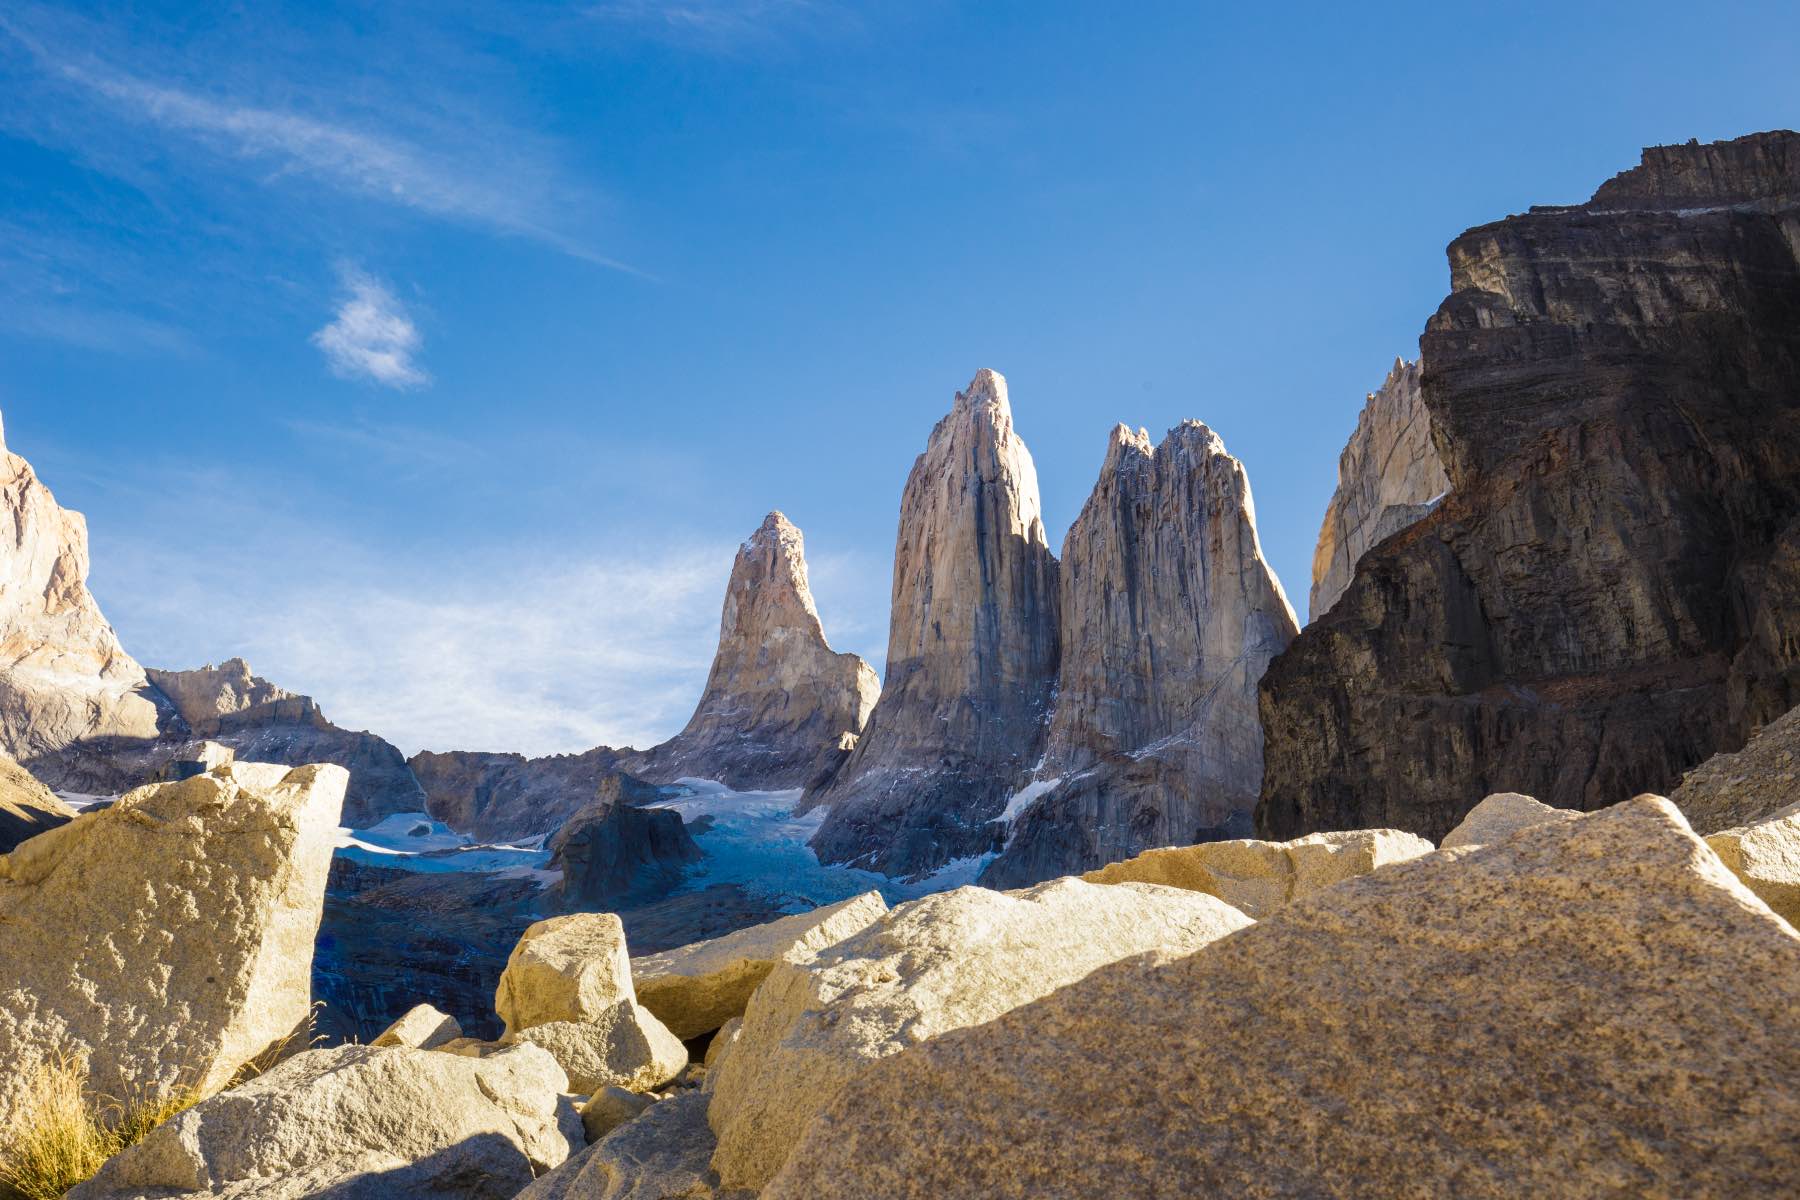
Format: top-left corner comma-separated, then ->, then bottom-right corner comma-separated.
2,1 -> 1794,756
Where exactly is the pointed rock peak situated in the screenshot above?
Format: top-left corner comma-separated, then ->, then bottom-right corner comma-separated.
952,368 -> 1011,424
1159,419 -> 1228,460
1104,424 -> 1154,468
743,510 -> 802,555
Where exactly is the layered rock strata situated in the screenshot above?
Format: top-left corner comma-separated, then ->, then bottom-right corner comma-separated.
802,370 -> 1061,877
1672,699 -> 1800,833
1308,358 -> 1450,621
410,747 -> 639,842
983,421 -> 1299,886
1259,131 -> 1800,843
549,782 -> 704,909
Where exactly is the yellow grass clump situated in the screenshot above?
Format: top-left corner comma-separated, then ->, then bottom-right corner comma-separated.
0,1055 -> 202,1200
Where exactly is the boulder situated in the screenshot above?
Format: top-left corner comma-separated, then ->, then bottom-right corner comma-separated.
702,1017 -> 740,1074
518,1091 -> 738,1200
1081,827 -> 1433,919
372,1003 -> 463,1050
1439,791 -> 1578,849
706,877 -> 1252,1191
766,797 -> 1800,1199
580,1086 -> 657,1143
513,1010 -> 687,1095
0,749 -> 74,852
1673,701 -> 1800,834
1705,800 -> 1800,926
68,1042 -> 579,1200
630,891 -> 889,1038
550,784 -> 703,909
0,761 -> 346,1129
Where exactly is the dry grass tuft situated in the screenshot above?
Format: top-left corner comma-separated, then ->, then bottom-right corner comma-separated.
0,1055 -> 203,1200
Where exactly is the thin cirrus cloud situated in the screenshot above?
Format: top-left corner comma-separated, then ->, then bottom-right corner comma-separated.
311,269 -> 429,389
587,0 -> 835,49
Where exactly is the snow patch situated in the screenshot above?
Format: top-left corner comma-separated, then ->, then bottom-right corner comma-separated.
993,777 -> 1062,828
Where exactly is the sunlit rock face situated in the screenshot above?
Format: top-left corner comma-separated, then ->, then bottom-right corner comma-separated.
802,369 -> 1061,878
1260,130 -> 1800,844
625,511 -> 879,791
1308,357 -> 1450,622
982,421 -> 1298,887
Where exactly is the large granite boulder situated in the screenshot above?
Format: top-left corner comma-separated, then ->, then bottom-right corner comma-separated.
1672,700 -> 1800,833
1438,791 -> 1577,849
0,761 -> 346,1128
517,1091 -> 738,1200
630,890 -> 888,1039
0,749 -> 74,852
982,420 -> 1299,886
802,369 -> 1061,877
550,781 -> 703,909
68,1043 -> 578,1200
766,797 -> 1800,1199
706,877 -> 1252,1192
1704,801 -> 1800,926
1080,826 -> 1432,919
1260,131 -> 1800,844
1308,357 -> 1450,621
623,512 -> 879,790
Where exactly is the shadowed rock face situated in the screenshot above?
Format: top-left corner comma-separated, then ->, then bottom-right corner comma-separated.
982,421 -> 1298,887
1259,130 -> 1800,844
802,369 -> 1061,878
1308,358 -> 1450,622
0,752 -> 74,853
549,780 -> 704,910
411,747 -> 633,842
624,512 -> 878,791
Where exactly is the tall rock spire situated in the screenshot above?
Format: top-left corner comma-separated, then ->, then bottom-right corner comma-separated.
628,511 -> 879,790
982,420 -> 1298,886
803,369 -> 1061,877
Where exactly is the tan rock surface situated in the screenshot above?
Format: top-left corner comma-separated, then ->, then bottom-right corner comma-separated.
519,1091 -> 744,1200
372,1003 -> 463,1050
0,761 -> 346,1128
707,877 -> 1252,1191
580,1086 -> 657,1143
69,1042 -> 578,1200
768,796 -> 1800,1200
0,748 -> 74,852
1705,800 -> 1800,926
1081,827 -> 1432,919
1673,701 -> 1800,834
1439,791 -> 1578,849
631,890 -> 888,1039
514,1008 -> 687,1095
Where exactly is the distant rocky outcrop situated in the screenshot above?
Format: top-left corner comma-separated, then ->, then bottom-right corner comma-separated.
1672,700 -> 1800,834
802,370 -> 1061,877
624,512 -> 879,790
1308,357 -> 1450,621
1260,131 -> 1800,843
0,760 -> 346,1129
982,421 -> 1299,887
0,750 -> 74,853
410,746 -> 634,842
549,777 -> 704,909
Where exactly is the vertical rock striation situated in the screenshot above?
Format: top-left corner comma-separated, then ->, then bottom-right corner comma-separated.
1259,130 -> 1800,844
803,370 -> 1060,878
982,422 -> 1298,886
1307,358 -> 1450,621
625,512 -> 879,790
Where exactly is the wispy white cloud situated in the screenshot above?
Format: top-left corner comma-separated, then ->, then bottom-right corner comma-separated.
587,0 -> 833,50
311,268 -> 429,389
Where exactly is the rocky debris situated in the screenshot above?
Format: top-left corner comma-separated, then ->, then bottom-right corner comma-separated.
1704,801 -> 1800,926
982,421 -> 1299,887
496,913 -> 687,1094
409,746 -> 638,842
1308,358 -> 1451,621
630,890 -> 888,1039
518,1091 -> 744,1200
581,1086 -> 658,1143
803,370 -> 1061,877
372,1003 -> 464,1050
766,797 -> 1800,1199
1080,827 -> 1433,919
623,512 -> 879,791
1439,791 -> 1578,849
68,1042 -> 579,1200
1672,701 -> 1800,834
707,877 -> 1252,1192
0,762 -> 344,1128
550,782 -> 704,910
0,749 -> 74,852
1259,132 -> 1800,844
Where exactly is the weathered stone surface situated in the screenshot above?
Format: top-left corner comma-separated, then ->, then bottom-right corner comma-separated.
372,1003 -> 463,1050
581,1086 -> 657,1143
0,748 -> 74,852
1080,826 -> 1433,919
630,890 -> 888,1039
551,783 -> 703,909
69,1042 -> 578,1200
623,513 -> 879,791
702,1017 -> 739,1073
1260,132 -> 1800,844
513,1010 -> 686,1095
707,877 -> 1252,1191
410,746 -> 637,842
767,797 -> 1800,1200
1673,700 -> 1800,833
983,421 -> 1299,887
803,370 -> 1061,877
0,762 -> 346,1129
1439,791 -> 1578,849
519,1091 -> 741,1200
1705,801 -> 1800,925
1308,357 -> 1451,622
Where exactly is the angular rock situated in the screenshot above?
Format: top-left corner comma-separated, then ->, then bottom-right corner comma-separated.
630,890 -> 889,1039
1260,132 -> 1800,844
702,1017 -> 740,1073
1704,801 -> 1800,926
1080,826 -> 1433,919
550,781 -> 703,909
1308,357 -> 1451,621
69,1042 -> 578,1200
1672,700 -> 1800,834
0,749 -> 74,852
372,1003 -> 463,1050
0,762 -> 346,1129
581,1085 -> 658,1143
1439,791 -> 1578,849
802,369 -> 1061,876
513,1011 -> 687,1095
518,1091 -> 738,1200
623,512 -> 879,790
409,746 -> 638,842
766,797 -> 1800,1200
983,421 -> 1299,886
707,877 -> 1252,1191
